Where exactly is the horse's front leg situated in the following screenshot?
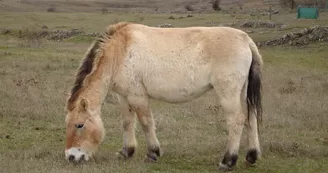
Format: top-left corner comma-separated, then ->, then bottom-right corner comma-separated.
128,95 -> 161,162
116,95 -> 137,159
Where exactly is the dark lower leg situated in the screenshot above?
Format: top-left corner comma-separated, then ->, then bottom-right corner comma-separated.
245,113 -> 261,164
118,97 -> 137,159
221,152 -> 239,168
135,108 -> 161,161
219,112 -> 245,169
246,149 -> 258,164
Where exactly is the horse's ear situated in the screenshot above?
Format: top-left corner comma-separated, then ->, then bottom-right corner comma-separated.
79,98 -> 89,111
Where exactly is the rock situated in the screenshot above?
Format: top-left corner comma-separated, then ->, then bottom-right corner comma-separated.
47,28 -> 84,41
0,29 -> 11,34
239,21 -> 286,28
158,23 -> 174,28
261,26 -> 328,46
272,10 -> 279,14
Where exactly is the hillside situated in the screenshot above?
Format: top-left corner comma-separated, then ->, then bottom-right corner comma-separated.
0,0 -> 277,13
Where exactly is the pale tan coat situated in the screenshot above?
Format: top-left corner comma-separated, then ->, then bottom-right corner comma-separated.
65,23 -> 263,170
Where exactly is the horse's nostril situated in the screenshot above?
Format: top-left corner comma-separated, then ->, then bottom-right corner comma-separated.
81,154 -> 85,161
68,155 -> 75,161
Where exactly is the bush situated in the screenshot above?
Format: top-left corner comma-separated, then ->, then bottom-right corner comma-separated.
18,28 -> 49,47
302,0 -> 326,8
211,0 -> 221,11
279,0 -> 295,9
101,8 -> 108,14
46,6 -> 56,12
168,16 -> 175,19
184,4 -> 194,11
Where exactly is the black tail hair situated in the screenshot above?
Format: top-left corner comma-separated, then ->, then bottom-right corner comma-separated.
247,53 -> 263,129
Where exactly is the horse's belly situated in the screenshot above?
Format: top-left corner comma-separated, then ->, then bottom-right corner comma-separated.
143,73 -> 212,103
147,83 -> 212,103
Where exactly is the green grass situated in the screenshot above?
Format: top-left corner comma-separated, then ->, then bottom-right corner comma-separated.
261,42 -> 328,71
1,10 -> 328,173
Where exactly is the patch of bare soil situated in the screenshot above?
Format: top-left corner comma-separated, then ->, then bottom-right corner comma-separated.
261,26 -> 328,46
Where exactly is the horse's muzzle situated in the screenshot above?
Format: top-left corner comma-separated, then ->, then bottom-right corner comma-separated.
65,148 -> 89,163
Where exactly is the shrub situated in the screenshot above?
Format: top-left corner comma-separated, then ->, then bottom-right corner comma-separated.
279,0 -> 296,9
101,8 -> 108,14
18,28 -> 49,47
302,0 -> 326,8
184,4 -> 194,11
168,16 -> 175,19
211,0 -> 221,11
46,6 -> 56,12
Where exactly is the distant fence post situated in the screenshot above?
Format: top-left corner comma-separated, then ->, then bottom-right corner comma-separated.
269,6 -> 272,20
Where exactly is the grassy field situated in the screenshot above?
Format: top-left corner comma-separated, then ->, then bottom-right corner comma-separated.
1,3 -> 328,172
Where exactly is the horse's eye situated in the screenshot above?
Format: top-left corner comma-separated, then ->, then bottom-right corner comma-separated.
75,124 -> 84,129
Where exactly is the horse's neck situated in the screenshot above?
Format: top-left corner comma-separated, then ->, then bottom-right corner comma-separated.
78,49 -> 117,110
80,76 -> 111,110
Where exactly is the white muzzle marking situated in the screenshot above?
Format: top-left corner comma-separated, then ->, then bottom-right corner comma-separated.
65,148 -> 90,162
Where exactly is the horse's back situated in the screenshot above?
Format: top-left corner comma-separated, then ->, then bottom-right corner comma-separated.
128,24 -> 252,69
113,23 -> 253,102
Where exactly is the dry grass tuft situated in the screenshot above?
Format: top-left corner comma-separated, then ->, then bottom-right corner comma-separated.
17,27 -> 49,47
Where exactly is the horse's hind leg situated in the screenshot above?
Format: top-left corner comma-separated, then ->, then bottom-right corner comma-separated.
212,75 -> 247,170
128,95 -> 161,162
116,94 -> 137,159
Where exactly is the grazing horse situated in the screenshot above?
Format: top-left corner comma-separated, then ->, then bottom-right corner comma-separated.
64,22 -> 263,170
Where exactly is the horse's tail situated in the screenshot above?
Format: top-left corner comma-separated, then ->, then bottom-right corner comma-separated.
247,39 -> 263,128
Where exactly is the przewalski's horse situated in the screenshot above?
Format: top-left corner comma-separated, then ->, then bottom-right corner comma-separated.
65,22 -> 263,170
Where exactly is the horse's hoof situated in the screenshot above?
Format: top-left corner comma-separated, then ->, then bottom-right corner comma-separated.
245,149 -> 259,165
116,151 -> 127,160
144,153 -> 158,163
144,146 -> 161,163
218,163 -> 233,171
244,160 -> 256,167
116,147 -> 135,160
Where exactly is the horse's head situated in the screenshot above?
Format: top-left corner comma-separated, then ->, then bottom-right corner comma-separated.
65,98 -> 105,162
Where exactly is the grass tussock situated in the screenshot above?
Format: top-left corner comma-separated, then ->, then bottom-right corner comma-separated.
17,27 -> 49,47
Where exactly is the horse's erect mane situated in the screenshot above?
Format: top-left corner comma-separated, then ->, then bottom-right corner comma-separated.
67,22 -> 130,110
